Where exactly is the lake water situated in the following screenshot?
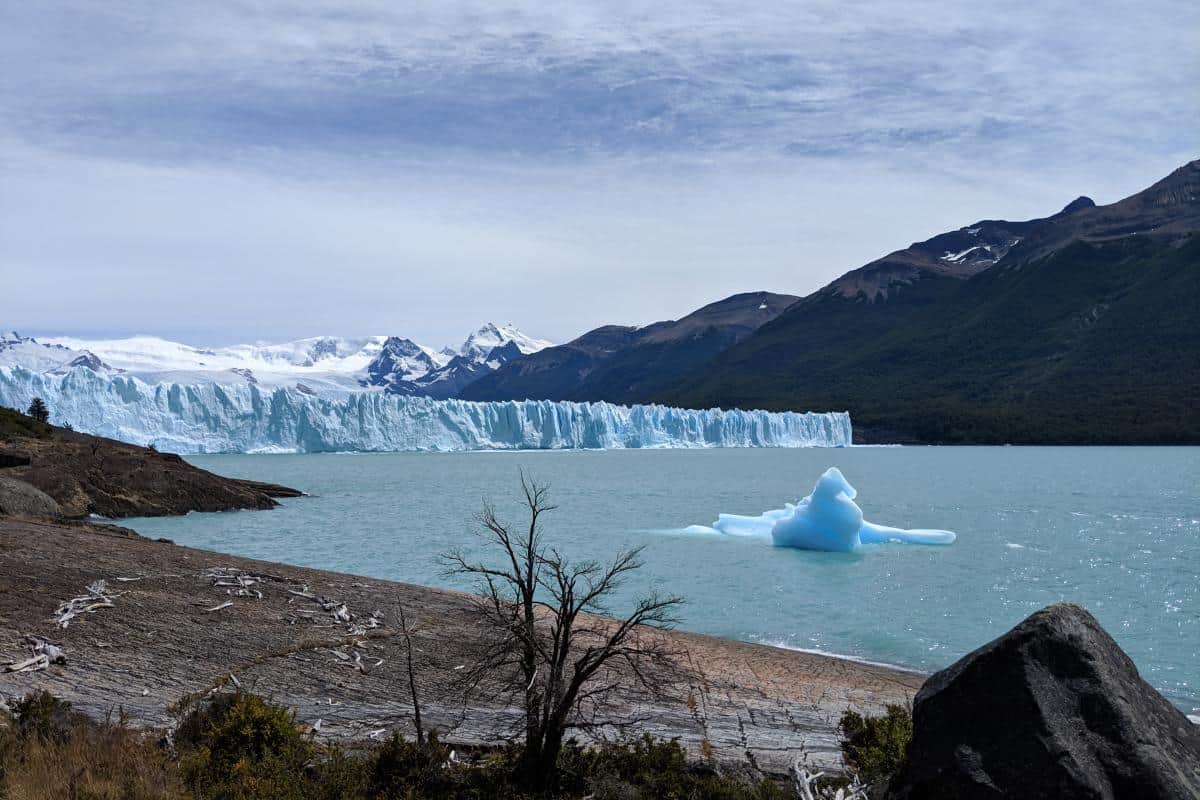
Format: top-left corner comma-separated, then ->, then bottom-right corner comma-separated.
124,447 -> 1200,714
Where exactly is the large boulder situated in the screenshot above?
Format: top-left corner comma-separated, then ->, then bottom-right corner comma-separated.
889,603 -> 1200,799
0,476 -> 62,518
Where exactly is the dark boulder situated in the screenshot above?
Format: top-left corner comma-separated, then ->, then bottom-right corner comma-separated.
889,603 -> 1200,799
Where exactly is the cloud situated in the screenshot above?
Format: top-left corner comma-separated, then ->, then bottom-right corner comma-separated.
0,1 -> 1196,344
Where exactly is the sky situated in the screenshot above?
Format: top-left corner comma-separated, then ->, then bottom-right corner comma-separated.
1,2 -> 1197,349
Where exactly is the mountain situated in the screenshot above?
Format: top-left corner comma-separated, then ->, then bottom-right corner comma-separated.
362,337 -> 448,394
658,159 -> 1200,443
461,292 -> 799,403
1,324 -> 552,399
399,324 -> 553,399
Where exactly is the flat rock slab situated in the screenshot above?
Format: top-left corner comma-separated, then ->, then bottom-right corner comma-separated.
0,519 -> 921,773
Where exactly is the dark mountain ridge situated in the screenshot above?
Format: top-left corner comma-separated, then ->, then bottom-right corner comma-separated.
657,159 -> 1200,443
461,291 -> 799,404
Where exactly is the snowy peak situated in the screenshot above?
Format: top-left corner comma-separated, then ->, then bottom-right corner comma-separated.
459,323 -> 552,359
0,331 -> 77,372
363,336 -> 445,391
50,350 -> 119,375
3,325 -> 553,400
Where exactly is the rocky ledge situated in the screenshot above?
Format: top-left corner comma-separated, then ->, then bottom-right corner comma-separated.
0,407 -> 300,518
0,518 -> 921,773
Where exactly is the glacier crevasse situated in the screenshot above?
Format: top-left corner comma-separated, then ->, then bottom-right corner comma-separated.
0,366 -> 851,453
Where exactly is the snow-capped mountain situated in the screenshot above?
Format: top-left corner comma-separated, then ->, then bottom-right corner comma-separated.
460,323 -> 552,361
0,324 -> 552,399
362,337 -> 450,393
394,324 -> 555,399
0,331 -> 79,373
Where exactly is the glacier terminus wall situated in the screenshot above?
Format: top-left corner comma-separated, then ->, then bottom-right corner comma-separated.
0,366 -> 851,453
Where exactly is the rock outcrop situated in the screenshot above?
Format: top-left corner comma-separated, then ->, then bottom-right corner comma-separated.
889,603 -> 1200,799
0,407 -> 300,518
0,476 -> 62,518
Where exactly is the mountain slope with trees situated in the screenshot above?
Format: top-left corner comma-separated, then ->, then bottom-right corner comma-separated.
657,160 -> 1200,443
461,292 -> 799,404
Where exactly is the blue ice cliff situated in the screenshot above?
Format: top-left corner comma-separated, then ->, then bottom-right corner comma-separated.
0,366 -> 851,454
708,467 -> 956,551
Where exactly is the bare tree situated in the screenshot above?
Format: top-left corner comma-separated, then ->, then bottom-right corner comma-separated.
397,605 -> 425,744
445,473 -> 685,790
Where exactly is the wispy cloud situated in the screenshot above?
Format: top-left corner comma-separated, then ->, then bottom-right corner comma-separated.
1,1 -> 1196,344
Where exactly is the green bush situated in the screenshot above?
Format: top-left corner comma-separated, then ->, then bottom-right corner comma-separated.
178,692 -> 315,800
0,689 -> 802,800
838,704 -> 912,786
578,735 -> 789,800
11,690 -> 79,742
370,731 -> 453,799
310,748 -> 372,800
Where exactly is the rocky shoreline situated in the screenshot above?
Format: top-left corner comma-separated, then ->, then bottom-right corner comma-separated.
0,517 -> 920,774
0,407 -> 300,518
3,410 -> 1198,796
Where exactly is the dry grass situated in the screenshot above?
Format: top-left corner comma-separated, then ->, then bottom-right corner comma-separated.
2,712 -> 187,800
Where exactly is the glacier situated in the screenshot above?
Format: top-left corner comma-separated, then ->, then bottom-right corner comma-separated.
705,467 -> 955,551
0,366 -> 851,454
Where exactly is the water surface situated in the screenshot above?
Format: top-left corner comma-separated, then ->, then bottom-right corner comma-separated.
125,447 -> 1200,713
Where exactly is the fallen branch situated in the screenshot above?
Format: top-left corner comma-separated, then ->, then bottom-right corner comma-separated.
790,760 -> 869,800
4,637 -> 67,673
53,579 -> 118,628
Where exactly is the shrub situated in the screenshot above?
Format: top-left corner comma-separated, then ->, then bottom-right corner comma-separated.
579,735 -> 789,800
838,704 -> 912,786
177,692 -> 315,800
369,731 -> 453,799
310,747 -> 372,800
11,691 -> 78,742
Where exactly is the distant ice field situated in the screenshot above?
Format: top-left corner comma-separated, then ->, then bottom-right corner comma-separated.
123,447 -> 1200,715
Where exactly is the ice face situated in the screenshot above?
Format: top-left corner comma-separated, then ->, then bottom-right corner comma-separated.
0,365 -> 852,453
710,467 -> 955,552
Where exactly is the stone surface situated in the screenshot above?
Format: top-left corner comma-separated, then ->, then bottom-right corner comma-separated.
889,603 -> 1200,799
0,476 -> 61,518
0,519 -> 921,774
0,419 -> 300,518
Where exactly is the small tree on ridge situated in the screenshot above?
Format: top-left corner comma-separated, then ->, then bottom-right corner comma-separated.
26,397 -> 49,424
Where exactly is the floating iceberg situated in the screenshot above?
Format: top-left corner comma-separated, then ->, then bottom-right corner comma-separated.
710,467 -> 955,552
0,366 -> 852,454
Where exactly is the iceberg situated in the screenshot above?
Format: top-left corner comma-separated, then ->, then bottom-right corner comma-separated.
0,366 -> 852,454
710,467 -> 955,552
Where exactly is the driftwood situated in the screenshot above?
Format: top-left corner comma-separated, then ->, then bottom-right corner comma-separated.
4,636 -> 67,673
790,761 -> 869,800
0,519 -> 923,774
53,579 -> 117,628
287,584 -> 382,635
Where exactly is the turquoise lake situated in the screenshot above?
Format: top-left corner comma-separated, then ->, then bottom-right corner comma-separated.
123,447 -> 1200,714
